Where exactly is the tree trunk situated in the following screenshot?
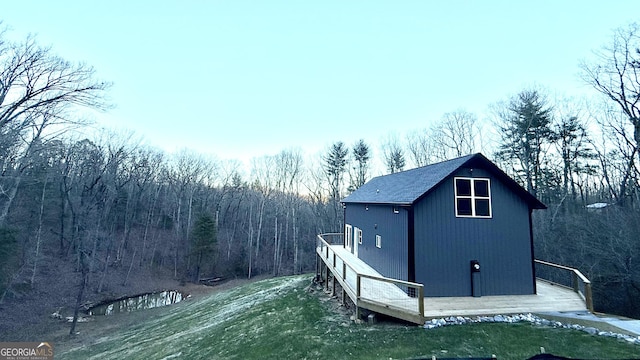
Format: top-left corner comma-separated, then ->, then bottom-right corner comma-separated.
58,183 -> 68,255
256,196 -> 265,257
0,176 -> 21,227
97,240 -> 112,293
293,206 -> 298,275
254,197 -> 265,273
174,199 -> 182,279
247,204 -> 253,279
185,190 -> 194,275
123,248 -> 137,286
31,175 -> 49,285
70,258 -> 88,336
272,215 -> 278,276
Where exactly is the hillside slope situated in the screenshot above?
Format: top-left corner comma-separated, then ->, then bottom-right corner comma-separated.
59,275 -> 638,360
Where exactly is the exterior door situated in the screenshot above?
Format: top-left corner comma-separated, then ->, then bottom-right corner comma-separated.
345,224 -> 353,251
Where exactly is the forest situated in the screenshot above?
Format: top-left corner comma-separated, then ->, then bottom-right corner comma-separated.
0,22 -> 639,325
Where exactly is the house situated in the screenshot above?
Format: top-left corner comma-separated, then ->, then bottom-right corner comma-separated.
341,153 -> 546,297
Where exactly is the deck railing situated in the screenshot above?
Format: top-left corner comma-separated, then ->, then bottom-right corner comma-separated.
535,259 -> 593,312
316,233 -> 424,324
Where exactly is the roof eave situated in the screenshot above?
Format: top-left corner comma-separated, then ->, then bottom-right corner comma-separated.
342,200 -> 412,206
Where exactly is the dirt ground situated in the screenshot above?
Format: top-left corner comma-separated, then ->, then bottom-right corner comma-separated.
0,250 -> 267,352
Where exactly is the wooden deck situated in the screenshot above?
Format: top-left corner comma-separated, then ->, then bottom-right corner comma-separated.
317,238 -> 589,324
422,280 -> 587,318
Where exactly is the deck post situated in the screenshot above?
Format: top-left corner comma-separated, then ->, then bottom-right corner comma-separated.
571,272 -> 579,293
355,275 -> 361,320
418,285 -> 425,319
585,283 -> 594,312
332,272 -> 336,296
325,263 -> 329,291
315,253 -> 320,281
342,262 -> 346,281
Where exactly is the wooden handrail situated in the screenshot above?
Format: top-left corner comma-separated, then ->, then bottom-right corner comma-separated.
317,233 -> 425,322
317,234 -> 360,302
535,259 -> 594,312
318,234 -> 423,293
535,259 -> 591,284
318,233 -> 343,245
358,273 -> 426,289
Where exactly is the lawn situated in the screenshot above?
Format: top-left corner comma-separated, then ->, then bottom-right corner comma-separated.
58,274 -> 639,360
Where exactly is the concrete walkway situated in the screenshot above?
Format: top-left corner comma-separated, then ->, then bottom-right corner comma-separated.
540,310 -> 640,336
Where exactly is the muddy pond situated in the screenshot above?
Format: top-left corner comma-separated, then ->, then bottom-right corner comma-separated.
87,290 -> 187,316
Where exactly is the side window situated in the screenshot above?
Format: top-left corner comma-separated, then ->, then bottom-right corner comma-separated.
454,177 -> 492,218
356,228 -> 363,245
375,234 -> 382,248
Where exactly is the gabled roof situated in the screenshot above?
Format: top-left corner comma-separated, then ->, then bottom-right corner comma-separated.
342,153 -> 546,209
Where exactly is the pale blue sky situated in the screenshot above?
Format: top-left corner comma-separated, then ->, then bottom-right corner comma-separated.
2,1 -> 638,165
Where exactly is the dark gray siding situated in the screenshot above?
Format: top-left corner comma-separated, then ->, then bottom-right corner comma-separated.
344,204 -> 408,281
413,168 -> 534,297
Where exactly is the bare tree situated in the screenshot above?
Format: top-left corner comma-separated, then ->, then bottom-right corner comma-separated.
165,150 -> 209,278
431,110 -> 482,160
406,128 -> 435,167
305,155 -> 334,233
248,155 -> 275,278
591,103 -> 640,204
0,32 -> 111,225
272,149 -> 303,275
581,22 -> 640,165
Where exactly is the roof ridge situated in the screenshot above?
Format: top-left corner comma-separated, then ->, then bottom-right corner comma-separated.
342,152 -> 545,210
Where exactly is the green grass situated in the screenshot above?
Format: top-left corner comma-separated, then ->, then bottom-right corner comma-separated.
59,275 -> 639,360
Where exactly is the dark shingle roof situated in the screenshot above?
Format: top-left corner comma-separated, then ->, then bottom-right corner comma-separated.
342,153 -> 546,209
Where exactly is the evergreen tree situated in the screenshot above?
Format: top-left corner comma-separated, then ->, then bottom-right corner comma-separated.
323,142 -> 348,202
554,115 -> 597,202
387,148 -> 406,174
350,139 -> 370,191
496,90 -> 554,197
382,136 -> 406,174
191,213 -> 217,282
323,141 -> 348,230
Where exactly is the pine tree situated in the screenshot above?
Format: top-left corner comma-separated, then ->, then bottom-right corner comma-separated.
191,213 -> 217,282
350,139 -> 370,191
496,90 -> 554,197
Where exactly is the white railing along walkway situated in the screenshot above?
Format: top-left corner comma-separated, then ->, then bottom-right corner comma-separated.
316,233 -> 424,324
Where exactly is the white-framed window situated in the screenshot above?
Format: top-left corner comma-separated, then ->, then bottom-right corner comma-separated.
355,227 -> 363,245
375,234 -> 382,248
454,177 -> 492,218
345,224 -> 353,250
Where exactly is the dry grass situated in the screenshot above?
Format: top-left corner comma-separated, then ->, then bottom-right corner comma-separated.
54,274 -> 639,360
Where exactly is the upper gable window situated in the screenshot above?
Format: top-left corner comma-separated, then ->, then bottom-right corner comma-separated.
454,177 -> 492,218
